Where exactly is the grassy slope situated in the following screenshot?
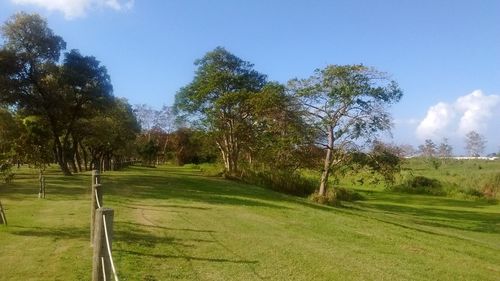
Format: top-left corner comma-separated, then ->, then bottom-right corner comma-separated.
0,165 -> 499,281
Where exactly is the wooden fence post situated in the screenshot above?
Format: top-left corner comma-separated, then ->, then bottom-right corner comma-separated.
0,200 -> 7,226
90,170 -> 102,246
38,175 -> 46,199
92,207 -> 114,281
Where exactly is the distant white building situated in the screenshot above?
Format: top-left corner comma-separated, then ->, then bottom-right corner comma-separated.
451,156 -> 499,161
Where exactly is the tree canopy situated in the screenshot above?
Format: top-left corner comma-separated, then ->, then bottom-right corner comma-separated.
289,65 -> 402,196
0,12 -> 138,175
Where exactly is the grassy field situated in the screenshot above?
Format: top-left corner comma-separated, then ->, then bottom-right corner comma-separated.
0,164 -> 499,280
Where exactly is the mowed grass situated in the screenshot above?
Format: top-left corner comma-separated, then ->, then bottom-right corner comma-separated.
0,165 -> 499,281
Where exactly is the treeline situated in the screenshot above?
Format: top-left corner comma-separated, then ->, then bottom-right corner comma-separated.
1,12 -> 405,201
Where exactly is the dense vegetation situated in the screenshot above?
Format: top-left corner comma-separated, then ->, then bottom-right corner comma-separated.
0,13 -> 410,202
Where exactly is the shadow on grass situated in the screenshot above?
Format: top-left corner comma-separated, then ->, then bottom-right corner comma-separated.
119,221 -> 216,233
355,202 -> 500,233
9,225 -> 88,241
0,174 -> 88,199
118,249 -> 258,264
357,188 -> 497,208
106,169 -> 291,210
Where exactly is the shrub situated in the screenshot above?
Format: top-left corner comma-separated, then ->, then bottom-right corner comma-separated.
241,168 -> 317,197
199,163 -> 224,177
309,187 -> 363,206
389,175 -> 445,195
0,162 -> 14,183
310,189 -> 340,206
332,187 -> 364,201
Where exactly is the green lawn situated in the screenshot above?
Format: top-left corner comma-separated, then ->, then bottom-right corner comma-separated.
0,165 -> 499,280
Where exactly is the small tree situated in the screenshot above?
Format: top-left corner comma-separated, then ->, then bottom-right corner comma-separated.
290,65 -> 402,197
465,131 -> 486,157
418,139 -> 441,169
418,139 -> 437,157
437,138 -> 453,158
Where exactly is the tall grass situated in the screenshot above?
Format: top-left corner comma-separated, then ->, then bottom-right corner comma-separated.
240,168 -> 317,197
383,159 -> 500,202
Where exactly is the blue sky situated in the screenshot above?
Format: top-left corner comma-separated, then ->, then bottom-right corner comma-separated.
1,0 -> 499,154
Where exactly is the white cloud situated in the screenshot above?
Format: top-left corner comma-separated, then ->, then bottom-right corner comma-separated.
455,90 -> 499,134
416,90 -> 500,140
11,0 -> 134,19
416,102 -> 455,139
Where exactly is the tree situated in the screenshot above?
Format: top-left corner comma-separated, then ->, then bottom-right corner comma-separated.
290,65 -> 402,196
133,104 -> 178,164
465,131 -> 486,157
174,47 -> 266,176
0,107 -> 20,157
418,139 -> 437,157
437,138 -> 453,158
398,144 -> 416,158
0,13 -> 113,175
418,139 -> 441,169
245,83 -> 314,172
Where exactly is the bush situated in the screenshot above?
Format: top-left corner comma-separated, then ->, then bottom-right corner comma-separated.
198,163 -> 224,177
309,187 -> 363,206
310,189 -> 340,206
332,187 -> 364,201
0,162 -> 14,183
241,169 -> 317,197
389,175 -> 445,195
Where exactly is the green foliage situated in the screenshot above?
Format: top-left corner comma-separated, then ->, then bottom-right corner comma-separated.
390,158 -> 500,201
388,174 -> 445,195
0,13 -> 140,174
289,64 -> 402,195
241,168 -> 317,197
428,157 -> 441,170
350,141 -> 402,185
309,189 -> 340,206
137,139 -> 159,166
310,187 -> 363,206
0,161 -> 14,183
481,172 -> 500,199
175,47 -> 270,175
164,128 -> 218,166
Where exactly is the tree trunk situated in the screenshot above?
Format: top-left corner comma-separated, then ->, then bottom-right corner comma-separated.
81,142 -> 88,171
74,140 -> 83,172
54,137 -> 72,176
318,126 -> 334,196
70,156 -> 78,174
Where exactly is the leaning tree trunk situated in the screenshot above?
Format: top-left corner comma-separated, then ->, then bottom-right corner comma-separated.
74,140 -> 83,172
54,138 -> 72,176
318,126 -> 334,196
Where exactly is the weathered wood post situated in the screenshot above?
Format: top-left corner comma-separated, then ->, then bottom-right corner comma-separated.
0,200 -> 7,226
92,207 -> 114,281
90,170 -> 102,245
38,174 -> 46,199
41,176 -> 45,198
